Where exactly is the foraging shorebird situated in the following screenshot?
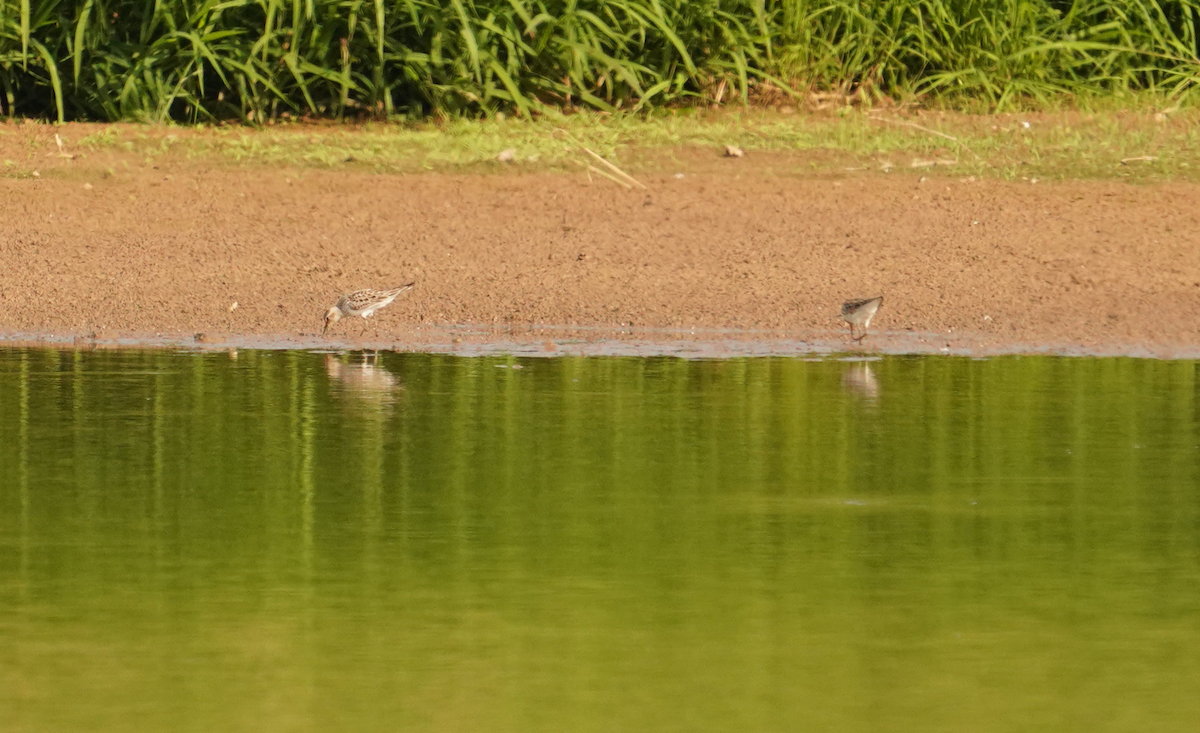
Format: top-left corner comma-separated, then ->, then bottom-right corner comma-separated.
841,296 -> 883,342
323,283 -> 415,335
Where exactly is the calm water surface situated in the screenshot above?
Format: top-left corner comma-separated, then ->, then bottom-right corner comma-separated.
1,349 -> 1198,732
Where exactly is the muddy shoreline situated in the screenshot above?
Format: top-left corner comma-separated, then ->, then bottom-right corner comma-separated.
2,324 -> 1196,360
3,136 -> 1199,359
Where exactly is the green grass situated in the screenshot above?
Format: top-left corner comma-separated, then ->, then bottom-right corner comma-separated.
10,104 -> 1199,183
2,0 -> 1200,123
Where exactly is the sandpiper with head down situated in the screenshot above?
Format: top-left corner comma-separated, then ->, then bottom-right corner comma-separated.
323,283 -> 415,335
841,296 -> 883,342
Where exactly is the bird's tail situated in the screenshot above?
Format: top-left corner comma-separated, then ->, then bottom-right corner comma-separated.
386,282 -> 416,297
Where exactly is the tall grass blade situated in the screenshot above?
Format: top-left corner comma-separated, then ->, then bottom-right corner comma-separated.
3,0 -> 1200,121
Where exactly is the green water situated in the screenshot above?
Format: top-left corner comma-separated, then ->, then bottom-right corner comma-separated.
1,349 -> 1198,733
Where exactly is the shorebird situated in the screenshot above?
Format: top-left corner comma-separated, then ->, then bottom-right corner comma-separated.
841,296 -> 883,342
323,283 -> 415,335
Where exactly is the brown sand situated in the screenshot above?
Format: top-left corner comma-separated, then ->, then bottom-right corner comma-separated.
3,128 -> 1199,358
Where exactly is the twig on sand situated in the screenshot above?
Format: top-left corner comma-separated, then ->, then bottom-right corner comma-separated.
867,115 -> 983,161
581,146 -> 647,189
1120,155 -> 1158,164
48,134 -> 77,159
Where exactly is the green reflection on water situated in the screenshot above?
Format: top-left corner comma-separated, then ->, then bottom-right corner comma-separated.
0,350 -> 1198,732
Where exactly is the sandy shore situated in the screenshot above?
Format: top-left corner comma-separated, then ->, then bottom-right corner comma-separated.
3,131 -> 1199,358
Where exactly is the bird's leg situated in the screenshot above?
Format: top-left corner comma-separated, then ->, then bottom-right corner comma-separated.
858,317 -> 872,342
848,323 -> 857,341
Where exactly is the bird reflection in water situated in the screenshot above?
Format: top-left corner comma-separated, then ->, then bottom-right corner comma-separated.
841,361 -> 879,403
325,352 -> 403,405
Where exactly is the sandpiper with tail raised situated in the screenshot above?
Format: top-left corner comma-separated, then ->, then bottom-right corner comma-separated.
841,296 -> 883,342
323,283 -> 415,335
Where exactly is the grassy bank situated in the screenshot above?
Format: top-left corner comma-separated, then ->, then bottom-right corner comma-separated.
2,0 -> 1200,123
5,106 -> 1199,182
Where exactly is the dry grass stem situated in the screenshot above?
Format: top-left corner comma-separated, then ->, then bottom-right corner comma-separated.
581,147 -> 647,189
583,164 -> 638,189
868,115 -> 983,161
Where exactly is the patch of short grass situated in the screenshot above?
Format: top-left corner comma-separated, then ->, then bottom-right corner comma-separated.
12,103 -> 1200,183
